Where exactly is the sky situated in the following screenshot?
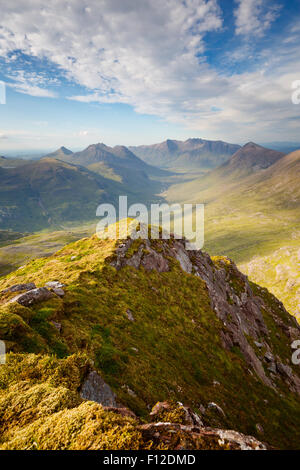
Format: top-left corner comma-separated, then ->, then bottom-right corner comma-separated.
0,0 -> 299,152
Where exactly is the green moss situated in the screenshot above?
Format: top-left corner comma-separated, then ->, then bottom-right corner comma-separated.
0,234 -> 300,449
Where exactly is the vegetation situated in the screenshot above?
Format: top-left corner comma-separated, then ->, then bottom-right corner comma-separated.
0,231 -> 300,449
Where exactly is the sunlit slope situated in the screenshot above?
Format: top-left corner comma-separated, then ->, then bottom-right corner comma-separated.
1,228 -> 300,448
0,157 -> 124,231
166,149 -> 300,315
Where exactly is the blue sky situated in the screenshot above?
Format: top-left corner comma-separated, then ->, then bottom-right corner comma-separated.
0,0 -> 299,152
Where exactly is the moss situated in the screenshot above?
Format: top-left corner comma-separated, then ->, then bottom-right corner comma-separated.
150,402 -> 187,424
0,234 -> 300,449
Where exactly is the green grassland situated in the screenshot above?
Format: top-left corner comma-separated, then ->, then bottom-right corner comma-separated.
165,150 -> 300,317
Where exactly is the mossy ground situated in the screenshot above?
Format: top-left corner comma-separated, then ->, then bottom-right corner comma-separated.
0,234 -> 300,449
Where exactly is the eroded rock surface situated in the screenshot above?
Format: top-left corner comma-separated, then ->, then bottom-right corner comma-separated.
9,287 -> 54,307
110,232 -> 300,394
80,371 -> 118,407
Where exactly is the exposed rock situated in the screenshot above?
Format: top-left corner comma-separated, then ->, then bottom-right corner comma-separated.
276,362 -> 293,380
150,401 -> 203,427
45,281 -> 65,297
2,282 -> 36,294
80,371 -> 118,407
207,402 -> 225,417
264,352 -> 274,363
52,287 -> 65,297
267,362 -> 277,374
51,321 -> 62,333
122,385 -> 137,397
256,423 -> 264,434
139,422 -> 267,450
109,228 -> 300,395
45,281 -> 65,289
126,309 -> 135,321
9,287 -> 54,307
173,244 -> 193,273
102,406 -> 137,419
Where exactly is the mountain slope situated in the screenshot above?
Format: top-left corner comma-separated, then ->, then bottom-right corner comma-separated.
0,226 -> 300,449
0,156 -> 33,168
52,143 -> 169,195
130,138 -> 241,170
166,148 -> 300,316
45,146 -> 73,159
166,142 -> 285,205
0,157 -> 125,231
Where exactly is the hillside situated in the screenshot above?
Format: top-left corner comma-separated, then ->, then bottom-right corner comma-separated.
53,143 -> 169,191
44,146 -> 73,159
0,156 -> 33,168
166,142 -> 285,204
129,138 -> 241,170
0,225 -> 300,449
0,157 -> 126,232
166,148 -> 300,316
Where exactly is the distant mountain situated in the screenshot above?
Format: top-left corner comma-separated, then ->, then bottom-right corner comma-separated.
262,142 -> 300,154
0,157 -> 125,231
129,138 -> 241,170
50,142 -> 169,195
216,142 -> 285,179
166,142 -> 285,204
0,155 -> 33,168
45,146 -> 74,159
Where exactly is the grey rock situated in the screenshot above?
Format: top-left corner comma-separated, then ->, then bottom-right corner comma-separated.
276,362 -> 293,379
52,287 -> 65,297
80,371 -> 117,407
45,281 -> 65,289
254,341 -> 263,348
207,402 -> 225,417
126,309 -> 135,321
51,321 -> 62,333
264,352 -> 274,363
9,287 -> 54,307
2,282 -> 36,293
267,362 -> 277,374
256,423 -> 264,434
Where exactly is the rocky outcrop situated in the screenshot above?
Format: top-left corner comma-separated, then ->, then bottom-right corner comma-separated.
4,280 -> 66,305
110,231 -> 300,394
80,371 -> 118,407
9,287 -> 54,307
2,283 -> 36,293
139,422 -> 267,450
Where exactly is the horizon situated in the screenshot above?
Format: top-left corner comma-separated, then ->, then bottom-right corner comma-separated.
2,137 -> 300,159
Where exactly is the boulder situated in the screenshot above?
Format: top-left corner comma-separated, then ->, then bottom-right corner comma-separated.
80,371 -> 118,407
207,402 -> 225,417
126,309 -> 135,321
2,282 -> 36,294
9,287 -> 54,307
45,281 -> 65,289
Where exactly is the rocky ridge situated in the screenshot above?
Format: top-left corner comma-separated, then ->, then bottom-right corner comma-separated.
1,226 -> 300,449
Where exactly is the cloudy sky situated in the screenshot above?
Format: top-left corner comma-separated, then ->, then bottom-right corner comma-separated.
0,0 -> 299,151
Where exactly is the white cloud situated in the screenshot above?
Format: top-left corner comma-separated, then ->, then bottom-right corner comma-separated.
0,0 -> 298,142
6,70 -> 57,98
234,0 -> 281,37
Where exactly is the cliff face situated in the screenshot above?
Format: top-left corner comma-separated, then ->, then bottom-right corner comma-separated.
0,226 -> 300,449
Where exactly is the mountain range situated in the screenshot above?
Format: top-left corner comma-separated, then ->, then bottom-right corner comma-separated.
166,142 -> 300,316
0,157 -> 125,231
129,138 -> 241,170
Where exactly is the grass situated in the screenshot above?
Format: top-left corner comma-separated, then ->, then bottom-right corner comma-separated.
0,231 -> 300,448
